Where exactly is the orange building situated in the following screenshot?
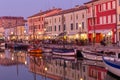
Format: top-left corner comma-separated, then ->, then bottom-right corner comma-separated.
27,8 -> 62,40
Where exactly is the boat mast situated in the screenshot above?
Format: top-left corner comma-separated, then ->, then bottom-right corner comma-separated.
92,2 -> 96,46
62,14 -> 65,48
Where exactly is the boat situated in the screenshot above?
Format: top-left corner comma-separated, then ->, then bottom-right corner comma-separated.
42,47 -> 52,53
81,49 -> 103,61
103,50 -> 120,77
28,45 -> 42,54
52,48 -> 76,57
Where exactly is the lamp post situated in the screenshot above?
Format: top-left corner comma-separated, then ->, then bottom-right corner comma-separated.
79,23 -> 82,40
24,30 -> 26,41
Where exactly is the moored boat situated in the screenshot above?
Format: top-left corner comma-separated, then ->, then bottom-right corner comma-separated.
103,50 -> 120,77
52,48 -> 76,57
81,49 -> 103,61
42,47 -> 52,53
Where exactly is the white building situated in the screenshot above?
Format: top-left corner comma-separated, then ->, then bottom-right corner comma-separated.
45,5 -> 88,42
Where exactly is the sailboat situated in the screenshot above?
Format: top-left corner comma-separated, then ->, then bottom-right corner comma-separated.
52,14 -> 76,57
28,24 -> 42,55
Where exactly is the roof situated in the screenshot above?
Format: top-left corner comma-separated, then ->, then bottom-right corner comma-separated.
46,5 -> 87,18
28,8 -> 62,18
84,0 -> 99,4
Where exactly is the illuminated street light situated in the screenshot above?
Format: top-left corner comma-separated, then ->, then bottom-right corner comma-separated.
79,23 -> 82,40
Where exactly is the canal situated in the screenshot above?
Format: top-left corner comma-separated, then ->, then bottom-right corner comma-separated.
0,49 -> 119,80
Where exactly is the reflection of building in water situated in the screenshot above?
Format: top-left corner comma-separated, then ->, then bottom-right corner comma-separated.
28,57 -> 108,80
0,49 -> 27,66
88,65 -> 107,80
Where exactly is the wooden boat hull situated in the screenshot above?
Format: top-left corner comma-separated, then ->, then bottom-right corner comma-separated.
28,49 -> 42,54
52,48 -> 76,56
103,57 -> 120,77
81,51 -> 102,61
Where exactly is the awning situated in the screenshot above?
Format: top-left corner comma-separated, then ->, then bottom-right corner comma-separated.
89,29 -> 111,34
58,32 -> 67,36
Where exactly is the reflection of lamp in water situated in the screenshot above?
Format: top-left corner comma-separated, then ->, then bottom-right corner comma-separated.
44,67 -> 48,80
25,61 -> 27,65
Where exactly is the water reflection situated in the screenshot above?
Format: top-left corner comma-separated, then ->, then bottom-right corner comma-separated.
0,49 -> 120,80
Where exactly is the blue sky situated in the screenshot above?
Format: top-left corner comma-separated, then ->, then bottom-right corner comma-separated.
0,0 -> 89,19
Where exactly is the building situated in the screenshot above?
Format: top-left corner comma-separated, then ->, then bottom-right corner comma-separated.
1,16 -> 25,41
85,0 -> 117,43
27,8 -> 62,40
116,0 -> 120,43
45,5 -> 87,42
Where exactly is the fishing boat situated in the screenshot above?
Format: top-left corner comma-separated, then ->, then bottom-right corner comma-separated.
103,50 -> 120,77
81,49 -> 103,61
52,48 -> 76,57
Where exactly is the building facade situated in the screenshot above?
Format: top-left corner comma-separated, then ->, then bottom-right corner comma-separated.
45,6 -> 87,42
116,0 -> 120,43
27,8 -> 62,40
0,16 -> 25,41
85,0 -> 117,43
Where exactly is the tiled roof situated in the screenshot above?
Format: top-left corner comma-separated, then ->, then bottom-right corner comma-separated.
28,8 -> 62,18
84,0 -> 99,4
0,16 -> 24,19
46,5 -> 87,18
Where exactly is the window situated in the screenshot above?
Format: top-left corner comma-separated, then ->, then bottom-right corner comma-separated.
71,23 -> 73,30
54,25 -> 56,31
63,24 -> 66,31
103,16 -> 106,24
59,25 -> 60,31
103,3 -> 106,11
59,17 -> 61,22
98,5 -> 101,12
82,22 -> 84,29
112,14 -> 116,23
112,1 -> 115,9
71,15 -> 72,20
108,15 -> 111,23
82,14 -> 84,19
108,2 -> 111,10
76,23 -> 78,30
100,17 -> 103,24
119,14 -> 120,21
55,18 -> 56,23
119,0 -> 120,6
76,14 -> 78,20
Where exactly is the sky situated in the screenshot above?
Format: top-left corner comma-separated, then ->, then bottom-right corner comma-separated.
0,0 -> 89,19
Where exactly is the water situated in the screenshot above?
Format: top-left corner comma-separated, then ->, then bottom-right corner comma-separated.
0,49 -> 120,80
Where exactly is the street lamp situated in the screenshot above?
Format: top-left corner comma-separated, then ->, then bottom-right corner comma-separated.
79,23 -> 82,40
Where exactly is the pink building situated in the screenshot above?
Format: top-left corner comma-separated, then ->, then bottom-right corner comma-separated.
85,0 -> 117,43
27,8 -> 62,40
